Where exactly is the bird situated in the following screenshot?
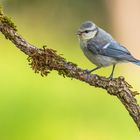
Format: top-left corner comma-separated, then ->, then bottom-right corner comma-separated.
77,21 -> 140,79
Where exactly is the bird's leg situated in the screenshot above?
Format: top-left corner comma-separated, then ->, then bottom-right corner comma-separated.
84,66 -> 102,73
109,64 -> 116,79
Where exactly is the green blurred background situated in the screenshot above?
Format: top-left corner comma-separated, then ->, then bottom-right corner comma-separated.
0,0 -> 140,140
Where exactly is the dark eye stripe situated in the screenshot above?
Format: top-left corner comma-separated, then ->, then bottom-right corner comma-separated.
82,28 -> 97,33
82,30 -> 92,33
85,30 -> 91,33
79,27 -> 98,34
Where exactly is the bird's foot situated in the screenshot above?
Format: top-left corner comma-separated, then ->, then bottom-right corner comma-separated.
108,75 -> 114,80
84,69 -> 92,74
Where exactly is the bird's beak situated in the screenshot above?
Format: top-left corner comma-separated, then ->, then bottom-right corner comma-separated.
76,31 -> 81,36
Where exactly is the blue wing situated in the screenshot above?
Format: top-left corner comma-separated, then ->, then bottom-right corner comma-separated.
87,40 -> 137,62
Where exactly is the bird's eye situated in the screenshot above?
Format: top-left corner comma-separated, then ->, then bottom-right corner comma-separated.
85,30 -> 90,33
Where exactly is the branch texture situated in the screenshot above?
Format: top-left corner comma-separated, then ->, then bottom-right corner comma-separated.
0,8 -> 140,130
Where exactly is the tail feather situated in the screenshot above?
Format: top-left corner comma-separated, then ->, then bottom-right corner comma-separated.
133,60 -> 140,66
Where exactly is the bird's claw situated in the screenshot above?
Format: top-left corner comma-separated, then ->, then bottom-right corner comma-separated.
84,69 -> 92,74
108,75 -> 114,80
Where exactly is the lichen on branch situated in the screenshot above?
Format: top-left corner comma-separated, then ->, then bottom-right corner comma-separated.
0,7 -> 17,31
28,46 -> 71,77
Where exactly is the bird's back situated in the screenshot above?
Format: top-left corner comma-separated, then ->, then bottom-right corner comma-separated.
92,27 -> 114,47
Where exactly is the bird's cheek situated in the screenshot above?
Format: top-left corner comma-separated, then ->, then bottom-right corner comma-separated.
83,34 -> 89,40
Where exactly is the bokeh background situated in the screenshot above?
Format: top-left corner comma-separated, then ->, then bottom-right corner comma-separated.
0,0 -> 140,140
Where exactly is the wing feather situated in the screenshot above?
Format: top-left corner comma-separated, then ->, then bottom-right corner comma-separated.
87,40 -> 137,62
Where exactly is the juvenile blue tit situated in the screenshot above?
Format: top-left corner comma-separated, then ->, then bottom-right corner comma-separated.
77,21 -> 140,79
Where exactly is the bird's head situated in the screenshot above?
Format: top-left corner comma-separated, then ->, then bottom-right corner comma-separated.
77,21 -> 98,40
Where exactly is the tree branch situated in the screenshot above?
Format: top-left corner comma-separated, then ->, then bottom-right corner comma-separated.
0,7 -> 140,130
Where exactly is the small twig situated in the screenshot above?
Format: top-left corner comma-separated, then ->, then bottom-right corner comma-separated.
0,7 -> 140,130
